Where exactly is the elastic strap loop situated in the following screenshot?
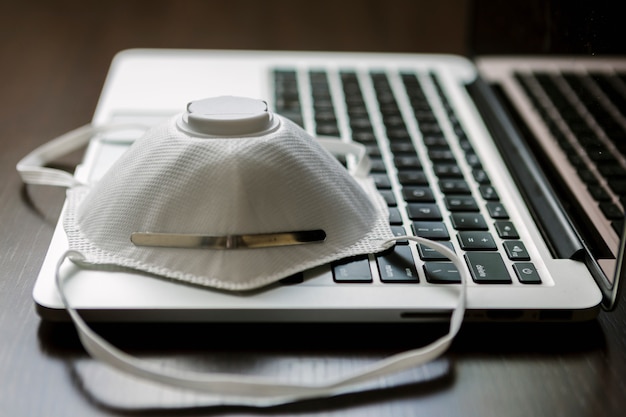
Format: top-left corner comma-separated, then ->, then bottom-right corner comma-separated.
317,137 -> 371,178
56,236 -> 466,406
17,123 -> 149,187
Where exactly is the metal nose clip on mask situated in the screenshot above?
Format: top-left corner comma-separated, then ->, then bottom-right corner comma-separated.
17,95 -> 467,406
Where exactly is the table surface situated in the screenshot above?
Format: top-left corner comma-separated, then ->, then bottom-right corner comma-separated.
2,1 -> 625,416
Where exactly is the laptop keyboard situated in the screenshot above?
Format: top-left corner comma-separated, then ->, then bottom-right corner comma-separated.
273,68 -> 541,286
514,70 -> 626,237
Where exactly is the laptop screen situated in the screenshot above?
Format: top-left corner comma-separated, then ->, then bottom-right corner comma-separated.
468,0 -> 626,57
469,0 -> 625,309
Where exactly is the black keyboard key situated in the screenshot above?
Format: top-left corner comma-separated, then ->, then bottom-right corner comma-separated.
465,252 -> 512,284
429,149 -> 456,162
588,185 -> 610,201
398,170 -> 429,186
503,241 -> 531,261
372,173 -> 392,189
414,109 -> 437,123
364,145 -> 381,157
316,124 -> 340,136
394,155 -> 422,170
352,131 -> 377,143
350,118 -> 373,132
407,203 -> 442,220
424,262 -> 461,283
369,158 -> 386,172
390,226 -> 409,244
402,186 -> 435,202
412,221 -> 450,240
389,207 -> 403,225
494,221 -> 519,239
578,169 -> 599,185
486,202 -> 509,219
434,164 -> 463,178
422,134 -> 448,147
472,169 -> 490,184
513,263 -> 542,284
378,190 -> 397,206
458,231 -> 497,250
333,256 -> 372,283
439,179 -> 471,194
419,122 -> 443,135
445,196 -> 479,211
598,164 -> 626,179
377,246 -> 419,283
274,70 -> 303,125
450,213 -> 488,230
608,179 -> 626,195
418,241 -> 456,260
458,138 -> 474,153
479,185 -> 500,201
314,110 -> 337,124
390,141 -> 417,154
383,115 -> 406,129
599,202 -> 624,220
466,153 -> 482,168
387,129 -> 411,141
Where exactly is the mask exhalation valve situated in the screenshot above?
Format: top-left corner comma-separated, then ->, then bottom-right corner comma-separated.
177,96 -> 278,137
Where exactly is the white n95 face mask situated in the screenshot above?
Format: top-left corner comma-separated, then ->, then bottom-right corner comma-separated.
63,96 -> 396,290
17,96 -> 467,406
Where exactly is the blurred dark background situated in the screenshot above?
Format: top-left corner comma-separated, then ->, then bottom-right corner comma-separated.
2,0 -> 623,144
2,0 -> 622,136
0,0 -> 469,152
469,0 -> 626,56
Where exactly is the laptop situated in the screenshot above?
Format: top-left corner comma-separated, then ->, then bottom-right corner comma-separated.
30,4 -> 624,323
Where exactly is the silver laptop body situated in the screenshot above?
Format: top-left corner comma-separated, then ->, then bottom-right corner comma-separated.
32,49 -> 623,322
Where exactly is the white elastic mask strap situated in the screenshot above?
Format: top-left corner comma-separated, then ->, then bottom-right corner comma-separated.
17,127 -> 367,188
16,123 -> 148,187
317,137 -> 371,178
56,237 -> 467,407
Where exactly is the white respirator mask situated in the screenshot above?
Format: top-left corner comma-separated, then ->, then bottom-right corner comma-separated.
18,96 -> 467,406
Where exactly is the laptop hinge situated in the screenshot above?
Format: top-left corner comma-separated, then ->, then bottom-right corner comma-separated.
466,77 -> 584,261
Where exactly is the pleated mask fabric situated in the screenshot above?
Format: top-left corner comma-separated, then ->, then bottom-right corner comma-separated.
63,98 -> 395,290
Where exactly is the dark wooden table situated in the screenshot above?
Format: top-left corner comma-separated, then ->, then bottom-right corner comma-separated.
2,1 -> 625,416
